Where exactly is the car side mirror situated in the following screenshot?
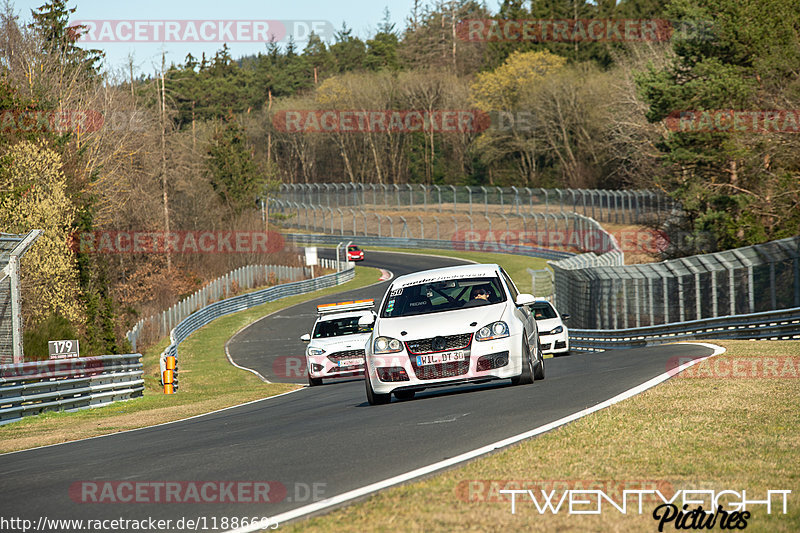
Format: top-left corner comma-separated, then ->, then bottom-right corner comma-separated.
515,293 -> 536,307
561,313 -> 570,321
300,333 -> 311,342
358,314 -> 375,327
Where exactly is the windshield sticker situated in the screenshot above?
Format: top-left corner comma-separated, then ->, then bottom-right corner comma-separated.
389,287 -> 403,297
386,299 -> 395,312
398,271 -> 494,287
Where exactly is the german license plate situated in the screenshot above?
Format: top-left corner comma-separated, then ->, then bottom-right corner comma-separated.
416,351 -> 465,366
337,357 -> 364,367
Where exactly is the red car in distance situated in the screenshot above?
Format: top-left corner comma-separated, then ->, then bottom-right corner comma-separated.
347,245 -> 365,262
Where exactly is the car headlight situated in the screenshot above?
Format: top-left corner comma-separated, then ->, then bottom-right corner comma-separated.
374,336 -> 403,354
543,325 -> 563,335
307,347 -> 326,356
476,321 -> 509,341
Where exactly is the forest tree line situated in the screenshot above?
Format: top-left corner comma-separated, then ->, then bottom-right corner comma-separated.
1,0 -> 798,357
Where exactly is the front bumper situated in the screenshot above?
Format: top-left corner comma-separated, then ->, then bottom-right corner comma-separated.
540,332 -> 569,354
367,332 -> 524,394
307,351 -> 365,379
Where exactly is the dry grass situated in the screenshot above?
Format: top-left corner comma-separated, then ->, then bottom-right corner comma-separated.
284,340 -> 800,532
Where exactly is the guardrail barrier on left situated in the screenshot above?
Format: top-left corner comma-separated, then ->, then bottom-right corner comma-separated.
0,354 -> 144,425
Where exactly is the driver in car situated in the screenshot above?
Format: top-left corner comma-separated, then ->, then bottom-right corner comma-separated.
470,286 -> 491,302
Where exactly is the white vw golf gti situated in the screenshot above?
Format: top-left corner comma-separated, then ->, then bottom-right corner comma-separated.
361,264 -> 544,404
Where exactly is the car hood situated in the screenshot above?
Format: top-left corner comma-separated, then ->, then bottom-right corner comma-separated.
376,304 -> 508,340
535,318 -> 563,333
311,334 -> 371,351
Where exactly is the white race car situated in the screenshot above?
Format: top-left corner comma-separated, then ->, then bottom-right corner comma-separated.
361,264 -> 544,404
531,299 -> 570,355
300,300 -> 375,386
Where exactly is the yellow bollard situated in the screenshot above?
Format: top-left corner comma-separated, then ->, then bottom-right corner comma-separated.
163,356 -> 177,394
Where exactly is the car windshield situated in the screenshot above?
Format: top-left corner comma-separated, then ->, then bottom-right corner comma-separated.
348,246 -> 360,251
380,276 -> 506,318
531,302 -> 559,320
313,316 -> 371,338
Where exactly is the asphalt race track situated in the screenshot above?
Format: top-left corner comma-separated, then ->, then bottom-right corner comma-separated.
0,250 -> 717,532
226,249 -> 473,382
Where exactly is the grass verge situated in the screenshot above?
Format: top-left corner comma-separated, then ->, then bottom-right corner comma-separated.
284,340 -> 800,533
0,266 -> 381,454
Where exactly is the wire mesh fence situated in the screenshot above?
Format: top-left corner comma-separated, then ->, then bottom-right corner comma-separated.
551,236 -> 800,330
277,183 -> 678,225
272,199 -> 624,258
1,231 -> 42,364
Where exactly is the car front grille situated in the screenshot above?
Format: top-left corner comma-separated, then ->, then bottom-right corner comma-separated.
405,333 -> 472,355
409,357 -> 470,380
327,349 -> 365,372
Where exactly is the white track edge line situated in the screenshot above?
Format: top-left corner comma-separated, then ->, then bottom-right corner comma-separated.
225,341 -> 726,532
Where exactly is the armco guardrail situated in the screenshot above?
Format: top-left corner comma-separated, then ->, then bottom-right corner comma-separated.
569,307 -> 800,352
159,264 -> 355,387
284,233 -> 576,261
0,354 -> 143,425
